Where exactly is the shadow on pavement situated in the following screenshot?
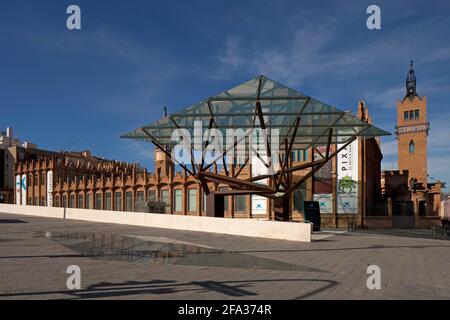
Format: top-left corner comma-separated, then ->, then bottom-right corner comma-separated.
0,278 -> 338,300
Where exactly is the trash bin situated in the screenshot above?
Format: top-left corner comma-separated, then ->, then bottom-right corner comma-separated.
304,201 -> 321,231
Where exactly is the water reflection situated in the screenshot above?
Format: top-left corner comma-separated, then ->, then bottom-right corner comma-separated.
42,232 -> 325,272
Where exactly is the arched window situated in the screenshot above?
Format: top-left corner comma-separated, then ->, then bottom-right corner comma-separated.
409,140 -> 415,154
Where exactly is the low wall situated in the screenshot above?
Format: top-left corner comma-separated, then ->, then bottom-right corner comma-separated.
0,203 -> 65,219
365,216 -> 393,228
417,216 -> 441,229
0,204 -> 312,242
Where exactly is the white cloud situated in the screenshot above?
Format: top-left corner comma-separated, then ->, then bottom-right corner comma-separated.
207,8 -> 450,93
26,24 -> 150,63
218,36 -> 243,69
362,87 -> 404,110
210,36 -> 245,80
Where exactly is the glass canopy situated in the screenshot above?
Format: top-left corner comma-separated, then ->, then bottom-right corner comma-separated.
121,75 -> 390,151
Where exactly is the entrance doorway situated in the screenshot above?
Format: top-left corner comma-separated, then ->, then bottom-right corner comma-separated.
392,201 -> 415,228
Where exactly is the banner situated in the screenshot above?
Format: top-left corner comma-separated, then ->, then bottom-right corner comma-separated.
314,194 -> 333,214
313,146 -> 333,214
15,175 -> 21,205
21,174 -> 27,206
47,171 -> 53,207
337,140 -> 358,214
251,155 -> 269,216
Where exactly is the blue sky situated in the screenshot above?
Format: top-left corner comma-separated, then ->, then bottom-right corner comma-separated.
1,0 -> 449,187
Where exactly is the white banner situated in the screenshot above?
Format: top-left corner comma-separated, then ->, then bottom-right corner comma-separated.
337,140 -> 358,214
251,155 -> 269,216
47,171 -> 53,207
313,194 -> 333,214
21,174 -> 27,206
15,175 -> 21,205
313,146 -> 333,214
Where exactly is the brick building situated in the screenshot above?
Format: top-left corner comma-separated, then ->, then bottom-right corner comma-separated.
0,127 -> 39,204
14,150 -> 144,209
377,61 -> 445,228
12,78 -> 386,227
13,133 -> 382,226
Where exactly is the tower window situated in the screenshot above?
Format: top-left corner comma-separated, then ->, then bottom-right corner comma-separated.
404,111 -> 409,122
409,110 -> 414,121
415,109 -> 420,120
409,140 -> 415,154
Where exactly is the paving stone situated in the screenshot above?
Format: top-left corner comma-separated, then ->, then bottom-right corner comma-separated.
0,212 -> 449,300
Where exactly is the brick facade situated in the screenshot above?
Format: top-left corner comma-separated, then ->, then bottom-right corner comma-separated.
375,61 -> 445,228
396,95 -> 428,186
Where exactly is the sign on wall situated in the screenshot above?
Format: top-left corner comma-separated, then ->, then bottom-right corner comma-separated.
15,175 -> 21,205
21,174 -> 27,206
313,194 -> 333,214
337,140 -> 359,214
47,171 -> 53,207
397,124 -> 428,135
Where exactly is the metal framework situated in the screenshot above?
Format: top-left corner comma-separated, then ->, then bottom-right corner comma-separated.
122,75 -> 389,218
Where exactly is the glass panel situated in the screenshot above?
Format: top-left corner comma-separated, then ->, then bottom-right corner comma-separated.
294,183 -> 307,214
105,192 -> 112,211
219,187 -> 229,212
135,191 -> 145,209
174,189 -> 182,212
213,77 -> 260,100
409,140 -> 415,154
122,76 -> 391,160
148,190 -> 156,201
70,194 -> 75,208
415,109 -> 420,120
234,195 -> 246,212
188,189 -> 197,212
203,192 -> 207,212
161,189 -> 170,211
115,192 -> 122,211
95,193 -> 102,210
125,192 -> 132,211
291,151 -> 296,162
87,194 -> 93,209
78,194 -> 83,209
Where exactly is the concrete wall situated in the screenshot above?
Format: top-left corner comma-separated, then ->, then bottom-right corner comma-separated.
0,203 -> 64,219
0,204 -> 312,242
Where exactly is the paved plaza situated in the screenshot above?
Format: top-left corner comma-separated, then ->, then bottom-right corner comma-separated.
0,212 -> 449,300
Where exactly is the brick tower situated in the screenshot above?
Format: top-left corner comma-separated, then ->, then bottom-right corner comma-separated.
154,106 -> 174,179
396,61 -> 429,187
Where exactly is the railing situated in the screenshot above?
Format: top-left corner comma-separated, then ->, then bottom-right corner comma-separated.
431,226 -> 450,240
